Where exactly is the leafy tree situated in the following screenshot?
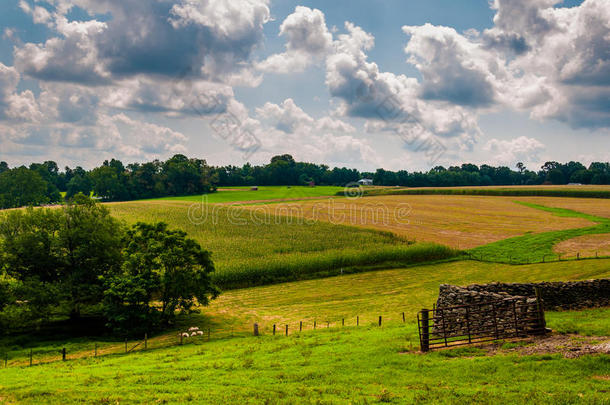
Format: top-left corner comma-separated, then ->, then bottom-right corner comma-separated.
0,167 -> 49,209
0,195 -> 124,320
104,222 -> 218,331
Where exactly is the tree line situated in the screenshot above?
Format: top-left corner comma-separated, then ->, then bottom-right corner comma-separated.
0,195 -> 218,335
1,155 -> 609,208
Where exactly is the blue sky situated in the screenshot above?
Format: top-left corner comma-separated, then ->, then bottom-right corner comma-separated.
0,0 -> 608,171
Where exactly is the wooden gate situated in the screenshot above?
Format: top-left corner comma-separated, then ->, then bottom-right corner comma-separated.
417,293 -> 546,352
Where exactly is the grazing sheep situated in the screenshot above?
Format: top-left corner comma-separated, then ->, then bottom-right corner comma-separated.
197,331 -> 204,336
188,327 -> 199,332
181,332 -> 189,338
190,332 -> 198,337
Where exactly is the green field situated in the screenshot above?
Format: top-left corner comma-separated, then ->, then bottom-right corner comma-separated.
153,186 -> 345,204
1,259 -> 609,404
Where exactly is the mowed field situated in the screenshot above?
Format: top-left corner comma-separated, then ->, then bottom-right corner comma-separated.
243,195 -> 597,249
204,259 -> 610,333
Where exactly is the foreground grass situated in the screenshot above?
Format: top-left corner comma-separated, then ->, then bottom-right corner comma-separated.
1,323 -> 608,404
152,186 -> 345,204
108,201 -> 456,289
470,203 -> 610,263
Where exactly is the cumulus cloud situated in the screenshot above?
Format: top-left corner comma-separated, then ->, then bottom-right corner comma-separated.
15,0 -> 270,86
483,136 -> 545,166
258,6 -> 332,73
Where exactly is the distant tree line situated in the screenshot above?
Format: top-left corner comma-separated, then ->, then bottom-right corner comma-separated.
0,195 -> 218,335
1,155 -> 609,208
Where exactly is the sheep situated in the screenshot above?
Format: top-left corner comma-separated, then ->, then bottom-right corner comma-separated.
181,332 -> 189,338
196,331 -> 204,336
188,327 -> 199,332
190,332 -> 198,337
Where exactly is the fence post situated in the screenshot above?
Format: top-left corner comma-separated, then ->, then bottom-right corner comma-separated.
180,334 -> 183,345
253,323 -> 259,336
273,324 -> 276,335
299,321 -> 302,332
357,316 -> 359,326
342,318 -> 344,326
314,321 -> 316,330
62,348 -> 66,361
534,287 -> 547,333
420,309 -> 430,352
326,321 -> 329,328
29,349 -> 32,367
285,325 -> 288,336
94,343 -> 97,357
577,252 -> 580,260
378,316 -> 382,327
144,333 -> 148,350
402,312 -> 405,323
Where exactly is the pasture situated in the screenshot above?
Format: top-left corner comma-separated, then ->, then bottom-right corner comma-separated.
152,186 -> 345,204
1,259 -> 609,404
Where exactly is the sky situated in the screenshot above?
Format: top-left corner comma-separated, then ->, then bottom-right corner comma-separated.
0,0 -> 609,171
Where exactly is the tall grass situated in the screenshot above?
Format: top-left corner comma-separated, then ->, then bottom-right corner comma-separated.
349,187 -> 610,199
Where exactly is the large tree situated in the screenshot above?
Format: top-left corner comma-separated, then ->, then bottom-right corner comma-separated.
104,222 -> 218,332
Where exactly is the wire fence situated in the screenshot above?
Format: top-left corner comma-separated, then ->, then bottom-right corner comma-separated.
466,251 -> 610,265
1,312 -> 416,369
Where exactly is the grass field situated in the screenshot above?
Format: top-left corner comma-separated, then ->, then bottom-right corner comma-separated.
1,259 -> 609,404
107,201 -> 456,289
152,186 -> 345,204
248,195 -> 595,249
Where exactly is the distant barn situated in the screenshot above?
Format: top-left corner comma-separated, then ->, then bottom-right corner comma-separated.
357,179 -> 373,186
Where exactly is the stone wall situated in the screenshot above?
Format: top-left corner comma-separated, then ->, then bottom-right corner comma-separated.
429,279 -> 609,338
436,279 -> 610,311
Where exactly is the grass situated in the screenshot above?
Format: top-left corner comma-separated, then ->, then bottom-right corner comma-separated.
151,186 -> 345,204
469,202 -> 610,263
251,195 -> 595,248
353,185 -> 610,199
1,258 -> 609,404
0,321 -> 608,404
107,201 -> 457,289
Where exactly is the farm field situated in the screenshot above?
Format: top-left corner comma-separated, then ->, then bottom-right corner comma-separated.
245,195 -> 597,249
358,184 -> 610,198
554,233 -> 610,258
107,201 -> 455,289
1,259 -> 609,404
151,186 -> 345,204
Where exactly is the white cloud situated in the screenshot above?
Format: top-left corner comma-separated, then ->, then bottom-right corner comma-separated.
483,136 -> 545,166
258,6 -> 332,73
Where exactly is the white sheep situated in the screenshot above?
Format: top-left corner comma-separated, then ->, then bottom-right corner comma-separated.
181,332 -> 189,337
188,327 -> 199,332
196,331 -> 204,336
190,332 -> 198,337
